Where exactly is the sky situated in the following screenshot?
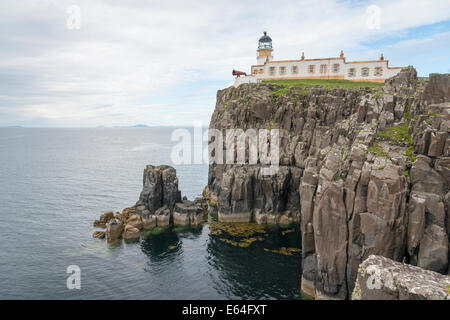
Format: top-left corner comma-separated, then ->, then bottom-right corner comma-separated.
0,0 -> 449,128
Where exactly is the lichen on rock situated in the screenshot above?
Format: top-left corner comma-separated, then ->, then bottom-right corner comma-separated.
352,255 -> 450,300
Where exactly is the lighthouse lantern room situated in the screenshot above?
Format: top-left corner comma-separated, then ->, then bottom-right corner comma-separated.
256,31 -> 273,65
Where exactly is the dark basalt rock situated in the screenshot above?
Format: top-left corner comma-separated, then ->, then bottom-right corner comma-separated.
383,66 -> 417,95
136,165 -> 206,228
138,165 -> 181,213
421,73 -> 450,105
154,205 -> 171,226
206,68 -> 450,299
173,200 -> 204,226
95,164 -> 206,241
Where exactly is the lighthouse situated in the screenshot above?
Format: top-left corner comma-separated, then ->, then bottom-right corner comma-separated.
256,31 -> 273,65
234,32 -> 404,87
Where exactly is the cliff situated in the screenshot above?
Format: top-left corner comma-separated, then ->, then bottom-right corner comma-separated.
206,68 -> 450,299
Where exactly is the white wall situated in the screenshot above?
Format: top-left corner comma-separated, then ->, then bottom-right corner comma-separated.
233,75 -> 258,87
251,58 -> 402,81
343,61 -> 401,80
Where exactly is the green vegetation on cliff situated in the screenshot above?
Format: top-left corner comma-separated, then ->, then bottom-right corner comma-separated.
266,79 -> 383,103
377,123 -> 411,145
368,144 -> 391,159
376,123 -> 417,162
263,78 -> 384,90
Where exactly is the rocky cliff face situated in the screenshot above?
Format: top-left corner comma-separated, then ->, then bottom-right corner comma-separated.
207,68 -> 450,299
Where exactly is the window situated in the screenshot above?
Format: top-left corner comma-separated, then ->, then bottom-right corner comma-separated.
270,67 -> 275,75
308,65 -> 315,73
375,67 -> 382,76
292,66 -> 297,74
333,64 -> 339,73
361,67 -> 369,77
280,66 -> 286,75
348,68 -> 355,77
320,64 -> 327,73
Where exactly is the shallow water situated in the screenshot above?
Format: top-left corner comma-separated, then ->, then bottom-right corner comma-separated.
0,128 -> 302,299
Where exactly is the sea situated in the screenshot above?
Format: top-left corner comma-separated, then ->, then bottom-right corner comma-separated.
0,128 -> 302,299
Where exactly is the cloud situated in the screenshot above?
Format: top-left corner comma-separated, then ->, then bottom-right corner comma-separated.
0,0 -> 449,127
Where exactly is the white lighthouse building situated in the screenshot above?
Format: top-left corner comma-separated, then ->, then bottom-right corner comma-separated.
234,32 -> 403,87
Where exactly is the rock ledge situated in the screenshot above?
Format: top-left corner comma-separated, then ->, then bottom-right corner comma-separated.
352,255 -> 450,300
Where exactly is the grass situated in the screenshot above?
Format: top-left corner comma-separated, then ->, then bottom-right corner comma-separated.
373,98 -> 422,163
404,145 -> 417,163
267,79 -> 382,104
376,123 -> 417,163
377,123 -> 412,146
270,85 -> 308,103
368,145 -> 391,159
263,78 -> 384,90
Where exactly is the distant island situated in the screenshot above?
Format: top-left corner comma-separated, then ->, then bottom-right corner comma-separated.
96,124 -> 151,128
113,124 -> 150,128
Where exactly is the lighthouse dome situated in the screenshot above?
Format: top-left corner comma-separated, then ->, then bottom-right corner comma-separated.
258,31 -> 272,49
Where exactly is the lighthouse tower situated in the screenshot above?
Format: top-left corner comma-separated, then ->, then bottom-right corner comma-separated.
256,31 -> 273,65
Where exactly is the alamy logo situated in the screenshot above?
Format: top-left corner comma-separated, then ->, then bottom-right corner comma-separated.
365,265 -> 394,291
66,265 -> 81,289
366,5 -> 381,30
66,5 -> 81,30
171,128 -> 280,175
365,265 -> 381,290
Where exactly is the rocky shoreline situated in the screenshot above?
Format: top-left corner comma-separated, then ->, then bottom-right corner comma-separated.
92,68 -> 450,300
92,165 -> 207,241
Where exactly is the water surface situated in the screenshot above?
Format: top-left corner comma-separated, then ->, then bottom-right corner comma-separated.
0,128 -> 302,299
